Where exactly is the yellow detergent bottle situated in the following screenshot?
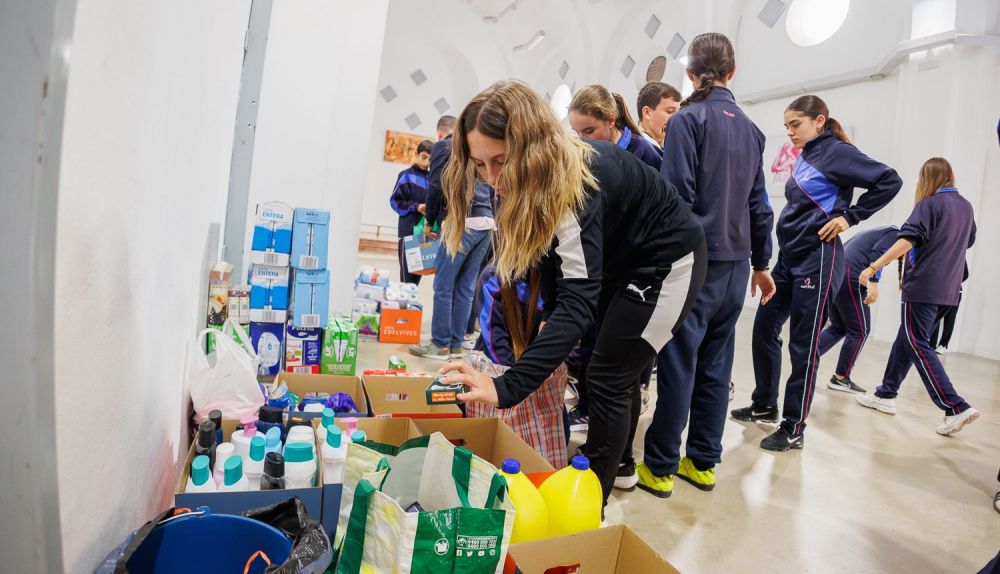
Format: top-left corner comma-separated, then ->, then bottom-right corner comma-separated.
498,458 -> 549,543
538,455 -> 602,537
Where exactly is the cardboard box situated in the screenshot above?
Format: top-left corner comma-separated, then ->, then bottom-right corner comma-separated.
285,318 -> 322,374
321,318 -> 359,376
174,418 -> 326,537
274,372 -> 368,419
291,269 -> 330,329
250,203 -> 293,266
379,308 -> 422,344
402,235 -> 439,275
250,321 -> 285,376
413,418 -> 554,473
290,208 -> 330,270
507,525 -> 680,574
363,375 -> 462,419
249,264 -> 290,324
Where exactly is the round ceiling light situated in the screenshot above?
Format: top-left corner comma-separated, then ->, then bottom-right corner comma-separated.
785,0 -> 850,47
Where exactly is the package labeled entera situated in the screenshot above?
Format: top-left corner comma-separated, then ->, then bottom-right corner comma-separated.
290,208 -> 330,270
285,318 -> 322,374
321,317 -> 358,376
291,269 -> 330,329
251,321 -> 285,376
249,264 -> 290,324
251,202 -> 293,266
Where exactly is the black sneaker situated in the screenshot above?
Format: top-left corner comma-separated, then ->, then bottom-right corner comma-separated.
827,375 -> 866,394
568,406 -> 589,432
760,427 -> 804,452
614,462 -> 638,490
730,404 -> 779,423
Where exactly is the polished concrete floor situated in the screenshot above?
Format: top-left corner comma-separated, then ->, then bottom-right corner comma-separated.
356,253 -> 1000,573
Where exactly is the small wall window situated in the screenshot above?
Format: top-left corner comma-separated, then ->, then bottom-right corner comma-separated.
785,0 -> 850,47
551,84 -> 572,121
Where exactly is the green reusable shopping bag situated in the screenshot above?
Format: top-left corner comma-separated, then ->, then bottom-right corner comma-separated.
411,217 -> 440,238
335,433 -> 514,574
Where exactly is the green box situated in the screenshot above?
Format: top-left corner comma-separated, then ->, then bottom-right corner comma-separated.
206,323 -> 251,354
321,317 -> 358,376
425,376 -> 464,405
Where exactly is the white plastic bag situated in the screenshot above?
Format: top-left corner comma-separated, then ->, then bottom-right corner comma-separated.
185,318 -> 264,423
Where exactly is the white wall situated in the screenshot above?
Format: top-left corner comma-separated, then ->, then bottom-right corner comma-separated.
54,1 -> 250,569
245,0 -> 389,312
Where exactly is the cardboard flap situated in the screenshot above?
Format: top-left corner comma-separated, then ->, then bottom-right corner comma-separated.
332,417 -> 421,445
363,375 -> 461,418
413,418 -> 555,473
507,526 -> 679,574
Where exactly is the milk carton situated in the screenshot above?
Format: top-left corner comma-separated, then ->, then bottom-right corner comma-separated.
321,317 -> 358,376
290,208 -> 330,270
250,203 -> 293,266
291,269 -> 330,329
249,264 -> 290,324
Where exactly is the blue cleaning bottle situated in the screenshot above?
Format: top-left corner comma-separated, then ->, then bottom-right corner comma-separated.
263,426 -> 282,456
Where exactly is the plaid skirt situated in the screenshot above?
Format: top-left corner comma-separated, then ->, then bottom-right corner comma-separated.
464,352 -> 568,469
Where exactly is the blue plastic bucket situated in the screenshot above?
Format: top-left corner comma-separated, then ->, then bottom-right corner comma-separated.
125,507 -> 292,573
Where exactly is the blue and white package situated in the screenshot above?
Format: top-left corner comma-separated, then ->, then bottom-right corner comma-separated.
250,321 -> 285,376
249,264 -> 290,323
357,266 -> 390,287
290,208 -> 330,270
285,318 -> 323,373
251,203 -> 293,266
291,269 -> 330,328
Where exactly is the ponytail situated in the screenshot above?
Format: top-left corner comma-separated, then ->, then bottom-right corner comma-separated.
679,33 -> 735,108
499,269 -> 542,360
680,70 -> 720,108
611,92 -> 643,137
825,117 -> 850,143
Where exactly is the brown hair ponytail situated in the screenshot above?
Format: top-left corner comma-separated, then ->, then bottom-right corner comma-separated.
569,85 -> 643,138
680,33 -> 735,108
913,157 -> 955,206
498,269 -> 542,360
786,95 -> 851,143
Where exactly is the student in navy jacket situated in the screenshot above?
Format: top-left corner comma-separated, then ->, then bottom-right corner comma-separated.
635,33 -> 775,498
733,95 -> 902,452
389,139 -> 433,284
568,84 -> 663,171
855,158 -> 979,436
816,225 -> 899,393
439,80 -> 706,504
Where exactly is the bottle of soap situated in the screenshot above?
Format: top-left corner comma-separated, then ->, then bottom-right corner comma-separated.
244,436 -> 266,491
195,421 -> 217,471
232,415 -> 262,462
185,455 -> 217,493
260,452 -> 286,490
283,442 -> 316,489
342,417 -> 359,442
315,408 -> 335,445
351,430 -> 367,444
213,442 -> 235,485
263,426 -> 282,456
257,405 -> 285,441
321,425 -> 347,484
217,455 -> 249,492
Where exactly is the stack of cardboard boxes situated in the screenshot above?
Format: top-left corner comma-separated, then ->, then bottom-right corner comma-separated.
285,208 -> 331,375
351,269 -> 423,345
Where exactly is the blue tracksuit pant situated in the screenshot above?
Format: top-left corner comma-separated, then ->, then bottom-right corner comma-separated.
875,302 -> 972,416
817,269 -> 870,377
644,260 -> 750,475
752,241 -> 842,436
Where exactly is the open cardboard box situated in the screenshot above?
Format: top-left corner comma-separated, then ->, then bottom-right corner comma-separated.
362,375 -> 461,419
273,372 -> 369,419
507,525 -> 680,574
414,418 -> 555,473
175,418 -> 333,539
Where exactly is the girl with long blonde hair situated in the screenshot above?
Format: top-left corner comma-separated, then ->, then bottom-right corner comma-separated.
856,157 -> 979,435
438,80 -> 706,504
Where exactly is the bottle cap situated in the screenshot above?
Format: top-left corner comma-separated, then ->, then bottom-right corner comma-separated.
223,456 -> 243,486
344,417 -> 358,432
191,455 -> 211,486
501,458 -> 521,474
249,436 -> 265,461
209,410 -> 222,430
264,452 -> 285,477
215,443 -> 234,470
258,405 -> 284,424
197,421 -> 216,448
284,442 -> 314,464
321,408 -> 335,428
571,455 -> 590,471
265,427 -> 281,447
286,416 -> 310,430
325,424 -> 342,448
241,415 -> 258,437
352,430 -> 367,444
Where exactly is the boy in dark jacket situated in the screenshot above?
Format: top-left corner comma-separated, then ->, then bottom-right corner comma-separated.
390,139 -> 433,284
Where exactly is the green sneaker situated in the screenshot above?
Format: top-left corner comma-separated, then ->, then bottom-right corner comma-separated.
676,457 -> 716,491
636,462 -> 673,498
408,342 -> 450,360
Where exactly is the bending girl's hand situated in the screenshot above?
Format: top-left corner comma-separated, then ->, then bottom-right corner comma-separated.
751,270 -> 776,305
859,266 -> 875,287
440,362 -> 499,406
864,283 -> 879,305
818,216 -> 849,241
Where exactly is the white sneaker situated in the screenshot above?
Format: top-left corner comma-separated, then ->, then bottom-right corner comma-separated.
855,393 -> 897,415
935,346 -> 948,355
614,463 -> 638,490
935,408 -> 979,436
461,339 -> 476,350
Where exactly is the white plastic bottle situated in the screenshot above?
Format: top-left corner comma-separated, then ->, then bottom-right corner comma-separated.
213,442 -> 235,485
284,425 -> 315,452
283,442 -> 316,489
321,425 -> 348,484
217,455 -> 250,492
186,455 -> 217,493
232,415 -> 263,462
315,408 -> 335,445
244,436 -> 266,491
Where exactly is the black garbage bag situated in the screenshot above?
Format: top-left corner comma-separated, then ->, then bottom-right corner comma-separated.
241,497 -> 333,574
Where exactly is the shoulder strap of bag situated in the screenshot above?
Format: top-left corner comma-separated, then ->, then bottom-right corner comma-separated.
222,317 -> 256,360
336,478 -> 377,574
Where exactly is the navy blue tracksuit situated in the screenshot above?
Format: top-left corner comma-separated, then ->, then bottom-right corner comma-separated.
875,188 -> 976,415
644,87 -> 774,474
751,131 -> 902,436
390,164 -> 429,284
817,226 -> 899,377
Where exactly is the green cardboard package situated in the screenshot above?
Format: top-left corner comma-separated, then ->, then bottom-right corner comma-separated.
321,317 -> 358,376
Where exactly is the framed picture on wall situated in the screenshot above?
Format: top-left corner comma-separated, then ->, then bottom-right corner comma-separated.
383,130 -> 432,165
